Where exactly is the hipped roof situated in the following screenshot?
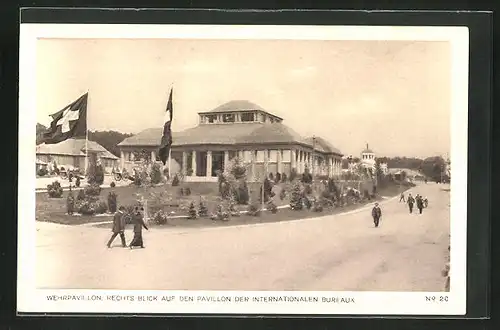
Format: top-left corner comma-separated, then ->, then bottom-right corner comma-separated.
119,122 -> 342,155
36,138 -> 119,159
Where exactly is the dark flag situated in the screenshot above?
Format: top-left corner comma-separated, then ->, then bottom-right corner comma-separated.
158,88 -> 173,165
42,93 -> 88,144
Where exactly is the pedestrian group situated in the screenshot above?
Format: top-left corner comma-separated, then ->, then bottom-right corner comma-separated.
107,205 -> 149,249
371,191 -> 429,228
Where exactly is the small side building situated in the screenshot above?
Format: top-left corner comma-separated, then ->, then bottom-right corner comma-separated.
36,138 -> 119,173
118,100 -> 344,182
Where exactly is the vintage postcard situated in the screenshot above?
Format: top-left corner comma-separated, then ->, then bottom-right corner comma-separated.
18,23 -> 468,315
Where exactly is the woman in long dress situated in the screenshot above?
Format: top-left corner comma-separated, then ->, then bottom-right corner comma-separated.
129,206 -> 148,249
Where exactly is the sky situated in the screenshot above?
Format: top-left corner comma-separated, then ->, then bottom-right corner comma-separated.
36,38 -> 451,158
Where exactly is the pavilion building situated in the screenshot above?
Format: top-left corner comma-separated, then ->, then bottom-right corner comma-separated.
118,100 -> 343,182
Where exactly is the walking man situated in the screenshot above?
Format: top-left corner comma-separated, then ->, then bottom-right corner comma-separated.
407,193 -> 415,214
372,202 -> 382,228
107,206 -> 127,248
416,195 -> 424,214
399,192 -> 405,202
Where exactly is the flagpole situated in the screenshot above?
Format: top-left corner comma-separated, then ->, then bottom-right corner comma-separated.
168,85 -> 173,181
84,90 -> 89,177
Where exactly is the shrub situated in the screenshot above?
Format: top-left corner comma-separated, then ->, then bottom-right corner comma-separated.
281,173 -> 288,182
303,197 -> 313,210
247,201 -> 261,217
84,184 -> 101,196
76,197 -> 104,215
303,183 -> 313,196
47,181 -> 63,198
289,182 -> 303,210
153,210 -> 169,225
279,188 -> 286,201
198,200 -> 208,217
184,187 -> 191,196
188,201 -> 197,219
75,176 -> 81,187
77,200 -> 95,215
150,163 -> 163,184
289,168 -> 297,182
233,181 -> 250,205
95,164 -> 104,185
96,200 -> 107,214
267,200 -> 278,213
259,178 -> 274,203
77,189 -> 86,201
218,173 -> 231,199
275,172 -> 281,183
37,167 -> 48,176
312,199 -> 323,212
110,181 -> 116,188
301,168 -> 313,184
212,203 -> 230,221
66,191 -> 75,214
229,157 -> 247,179
171,174 -> 180,186
107,192 -> 117,213
269,172 -> 274,181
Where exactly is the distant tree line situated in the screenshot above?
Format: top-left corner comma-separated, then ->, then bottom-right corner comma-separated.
342,155 -> 450,182
36,123 -> 133,157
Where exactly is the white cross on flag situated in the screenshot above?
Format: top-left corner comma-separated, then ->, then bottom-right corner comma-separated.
42,93 -> 88,144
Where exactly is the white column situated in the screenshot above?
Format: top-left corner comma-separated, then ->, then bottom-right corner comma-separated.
151,150 -> 155,163
264,149 -> 269,177
206,151 -> 212,177
251,150 -> 256,181
182,151 -> 187,175
291,149 -> 296,171
191,151 -> 197,176
224,150 -> 230,170
120,150 -> 125,169
238,150 -> 243,160
277,149 -> 283,173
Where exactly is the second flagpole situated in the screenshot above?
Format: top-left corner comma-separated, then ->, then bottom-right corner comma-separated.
84,89 -> 89,178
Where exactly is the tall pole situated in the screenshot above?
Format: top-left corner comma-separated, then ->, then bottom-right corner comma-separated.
84,89 -> 89,177
312,136 -> 315,181
168,84 -> 173,181
168,149 -> 172,181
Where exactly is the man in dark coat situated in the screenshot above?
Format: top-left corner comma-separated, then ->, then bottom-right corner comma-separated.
371,202 -> 382,227
129,207 -> 149,249
407,193 -> 415,213
416,194 -> 424,214
107,206 -> 127,248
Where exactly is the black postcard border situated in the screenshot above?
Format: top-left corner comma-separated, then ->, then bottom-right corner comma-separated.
6,7 -> 492,325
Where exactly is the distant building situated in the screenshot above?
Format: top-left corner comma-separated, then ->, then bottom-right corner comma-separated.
360,143 -> 376,171
118,100 -> 344,182
36,138 -> 119,173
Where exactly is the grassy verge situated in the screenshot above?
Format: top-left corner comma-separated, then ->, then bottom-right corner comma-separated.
36,181 -> 413,227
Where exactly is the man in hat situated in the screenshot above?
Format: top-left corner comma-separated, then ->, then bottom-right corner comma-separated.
371,202 -> 382,228
407,193 -> 415,214
107,206 -> 127,248
416,194 -> 424,214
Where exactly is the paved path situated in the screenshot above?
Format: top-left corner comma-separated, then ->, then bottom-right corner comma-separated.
36,183 -> 450,291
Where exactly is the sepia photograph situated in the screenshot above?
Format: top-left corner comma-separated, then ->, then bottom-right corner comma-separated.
18,23 -> 469,315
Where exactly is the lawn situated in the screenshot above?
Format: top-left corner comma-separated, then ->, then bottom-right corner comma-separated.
36,181 -> 288,225
36,180 -> 412,227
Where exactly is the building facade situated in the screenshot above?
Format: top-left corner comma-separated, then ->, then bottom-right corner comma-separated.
36,138 -> 119,173
118,100 -> 344,182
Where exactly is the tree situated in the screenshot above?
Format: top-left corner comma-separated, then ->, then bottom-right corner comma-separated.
87,130 -> 134,157
289,182 -> 303,210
